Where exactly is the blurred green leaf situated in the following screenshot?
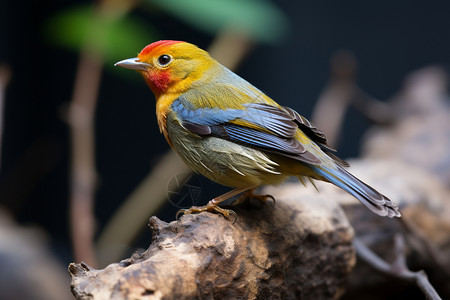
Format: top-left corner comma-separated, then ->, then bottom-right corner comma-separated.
145,0 -> 288,43
44,4 -> 156,67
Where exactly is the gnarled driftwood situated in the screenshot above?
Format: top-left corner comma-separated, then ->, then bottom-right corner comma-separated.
70,189 -> 355,300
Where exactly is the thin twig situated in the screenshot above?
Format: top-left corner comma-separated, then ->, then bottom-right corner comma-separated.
0,65 -> 11,173
96,151 -> 190,265
311,50 -> 357,147
398,217 -> 450,277
68,43 -> 102,266
354,235 -> 442,300
312,50 -> 392,147
68,0 -> 135,265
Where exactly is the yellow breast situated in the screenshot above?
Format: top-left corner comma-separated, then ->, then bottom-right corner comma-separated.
155,94 -> 178,147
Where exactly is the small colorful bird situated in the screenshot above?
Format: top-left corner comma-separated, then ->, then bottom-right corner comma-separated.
115,40 -> 400,218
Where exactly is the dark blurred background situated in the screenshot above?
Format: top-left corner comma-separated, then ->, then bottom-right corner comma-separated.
0,0 -> 449,298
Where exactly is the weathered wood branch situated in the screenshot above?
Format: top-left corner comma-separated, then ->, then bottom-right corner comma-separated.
70,190 -> 355,300
319,159 -> 450,299
69,157 -> 450,299
354,235 -> 442,300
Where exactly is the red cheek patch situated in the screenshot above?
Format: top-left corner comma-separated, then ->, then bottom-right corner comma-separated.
140,40 -> 183,55
147,71 -> 171,93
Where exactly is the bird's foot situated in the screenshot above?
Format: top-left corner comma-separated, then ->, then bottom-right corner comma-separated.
231,190 -> 276,207
176,200 -> 237,223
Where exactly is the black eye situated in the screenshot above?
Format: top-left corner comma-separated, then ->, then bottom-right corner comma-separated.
158,54 -> 171,65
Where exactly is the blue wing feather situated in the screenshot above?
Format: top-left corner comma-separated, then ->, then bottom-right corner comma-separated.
222,125 -> 305,155
241,103 -> 298,138
172,97 -> 245,126
171,96 -> 321,164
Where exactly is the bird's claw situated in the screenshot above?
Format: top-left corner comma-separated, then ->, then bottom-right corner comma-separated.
175,209 -> 188,220
262,194 -> 276,207
176,203 -> 237,224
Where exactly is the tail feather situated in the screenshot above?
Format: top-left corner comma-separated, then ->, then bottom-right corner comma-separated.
313,166 -> 401,218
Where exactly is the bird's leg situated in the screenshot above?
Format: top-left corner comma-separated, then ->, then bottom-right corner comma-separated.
231,188 -> 275,206
176,187 -> 254,222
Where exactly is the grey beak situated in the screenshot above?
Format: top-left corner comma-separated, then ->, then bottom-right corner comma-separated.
114,57 -> 150,71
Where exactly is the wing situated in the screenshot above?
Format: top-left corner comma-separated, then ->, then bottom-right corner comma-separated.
282,106 -> 349,167
171,97 -> 345,166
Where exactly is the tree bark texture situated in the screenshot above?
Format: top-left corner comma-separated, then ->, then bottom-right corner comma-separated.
70,189 -> 355,300
285,158 -> 450,299
339,159 -> 450,299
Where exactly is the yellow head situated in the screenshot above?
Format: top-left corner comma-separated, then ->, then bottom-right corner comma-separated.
115,40 -> 216,98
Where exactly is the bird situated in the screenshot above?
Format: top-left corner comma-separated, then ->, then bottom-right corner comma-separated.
115,40 -> 401,219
